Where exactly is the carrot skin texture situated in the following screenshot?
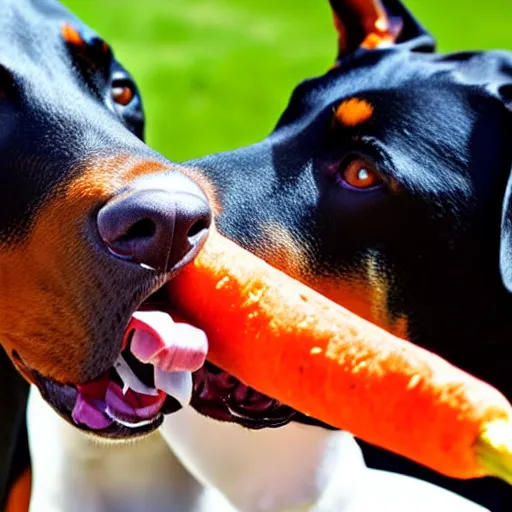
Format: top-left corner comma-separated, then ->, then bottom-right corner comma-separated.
168,228 -> 512,480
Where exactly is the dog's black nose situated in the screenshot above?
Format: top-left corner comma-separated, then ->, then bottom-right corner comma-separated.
97,173 -> 211,272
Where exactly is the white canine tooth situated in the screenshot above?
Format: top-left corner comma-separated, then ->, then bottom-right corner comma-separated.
114,355 -> 158,396
154,369 -> 192,407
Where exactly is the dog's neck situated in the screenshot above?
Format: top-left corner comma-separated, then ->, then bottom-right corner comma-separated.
28,387 -> 488,512
160,408 -> 365,512
28,386 -> 363,512
26,387 -> 231,512
159,408 -> 489,512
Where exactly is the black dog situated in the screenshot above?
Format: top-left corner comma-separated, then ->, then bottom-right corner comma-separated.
3,0 -> 512,510
0,0 -> 213,507
179,1 -> 512,510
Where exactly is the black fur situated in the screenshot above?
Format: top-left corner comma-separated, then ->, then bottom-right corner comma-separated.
0,0 -> 165,504
188,2 -> 512,509
2,1 -> 512,510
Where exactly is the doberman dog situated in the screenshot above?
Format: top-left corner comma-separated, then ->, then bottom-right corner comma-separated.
157,1 -> 512,511
0,0 -> 217,509
4,0 -> 512,511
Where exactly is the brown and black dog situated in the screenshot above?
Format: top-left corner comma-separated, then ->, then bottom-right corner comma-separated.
160,1 -> 512,510
0,0 -> 214,508
3,0 -> 512,511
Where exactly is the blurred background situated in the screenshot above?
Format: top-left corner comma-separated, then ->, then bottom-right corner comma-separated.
62,0 -> 512,161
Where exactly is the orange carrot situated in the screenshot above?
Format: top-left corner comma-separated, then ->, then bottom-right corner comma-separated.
167,227 -> 512,484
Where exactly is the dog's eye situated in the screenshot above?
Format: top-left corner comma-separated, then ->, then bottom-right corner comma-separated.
339,158 -> 382,190
112,82 -> 135,106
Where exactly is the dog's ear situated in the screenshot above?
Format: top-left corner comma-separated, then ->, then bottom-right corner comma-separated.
498,85 -> 512,292
329,0 -> 436,61
500,173 -> 512,292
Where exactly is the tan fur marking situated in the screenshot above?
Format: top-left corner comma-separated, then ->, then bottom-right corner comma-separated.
0,157 -> 187,384
180,167 -> 222,217
61,23 -> 85,47
335,98 -> 374,127
365,251 -> 409,338
257,223 -> 311,283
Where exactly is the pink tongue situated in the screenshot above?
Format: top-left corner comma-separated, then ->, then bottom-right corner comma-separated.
72,384 -> 166,429
126,311 -> 208,372
72,310 -> 206,430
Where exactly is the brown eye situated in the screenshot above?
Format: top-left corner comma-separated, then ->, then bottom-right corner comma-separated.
112,84 -> 134,106
341,158 -> 382,190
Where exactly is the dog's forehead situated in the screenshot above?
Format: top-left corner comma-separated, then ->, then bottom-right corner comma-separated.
268,48 -> 512,198
0,0 -> 125,130
0,0 -> 100,74
279,49 -> 512,131
352,53 -> 512,189
0,0 -> 152,245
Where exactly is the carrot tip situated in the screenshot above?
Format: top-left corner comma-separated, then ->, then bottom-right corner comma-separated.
475,419 -> 512,485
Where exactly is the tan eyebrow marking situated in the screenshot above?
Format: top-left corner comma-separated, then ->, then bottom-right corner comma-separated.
61,24 -> 111,58
335,98 -> 374,127
61,23 -> 86,47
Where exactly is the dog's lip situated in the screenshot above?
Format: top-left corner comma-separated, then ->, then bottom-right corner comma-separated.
190,362 -> 299,429
36,371 -> 166,438
190,363 -> 337,431
16,352 -> 168,438
13,275 -> 312,434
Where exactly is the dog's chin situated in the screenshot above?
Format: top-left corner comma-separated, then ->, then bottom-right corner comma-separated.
190,362 -> 335,431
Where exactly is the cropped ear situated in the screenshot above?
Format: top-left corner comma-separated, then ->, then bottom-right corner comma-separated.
499,85 -> 512,291
329,0 -> 436,61
500,172 -> 512,292
495,79 -> 512,292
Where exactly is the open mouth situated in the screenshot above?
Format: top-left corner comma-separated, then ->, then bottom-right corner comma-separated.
16,285 -> 209,439
18,282 -> 331,438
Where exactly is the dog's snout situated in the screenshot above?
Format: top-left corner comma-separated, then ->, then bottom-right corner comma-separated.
97,173 -> 212,272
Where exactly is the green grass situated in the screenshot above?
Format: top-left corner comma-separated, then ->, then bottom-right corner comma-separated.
61,0 -> 512,162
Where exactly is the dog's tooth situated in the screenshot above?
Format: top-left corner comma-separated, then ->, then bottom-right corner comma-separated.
114,355 -> 158,396
154,369 -> 192,407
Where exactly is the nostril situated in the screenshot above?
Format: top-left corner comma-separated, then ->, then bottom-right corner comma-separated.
118,218 -> 157,243
187,218 -> 210,240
